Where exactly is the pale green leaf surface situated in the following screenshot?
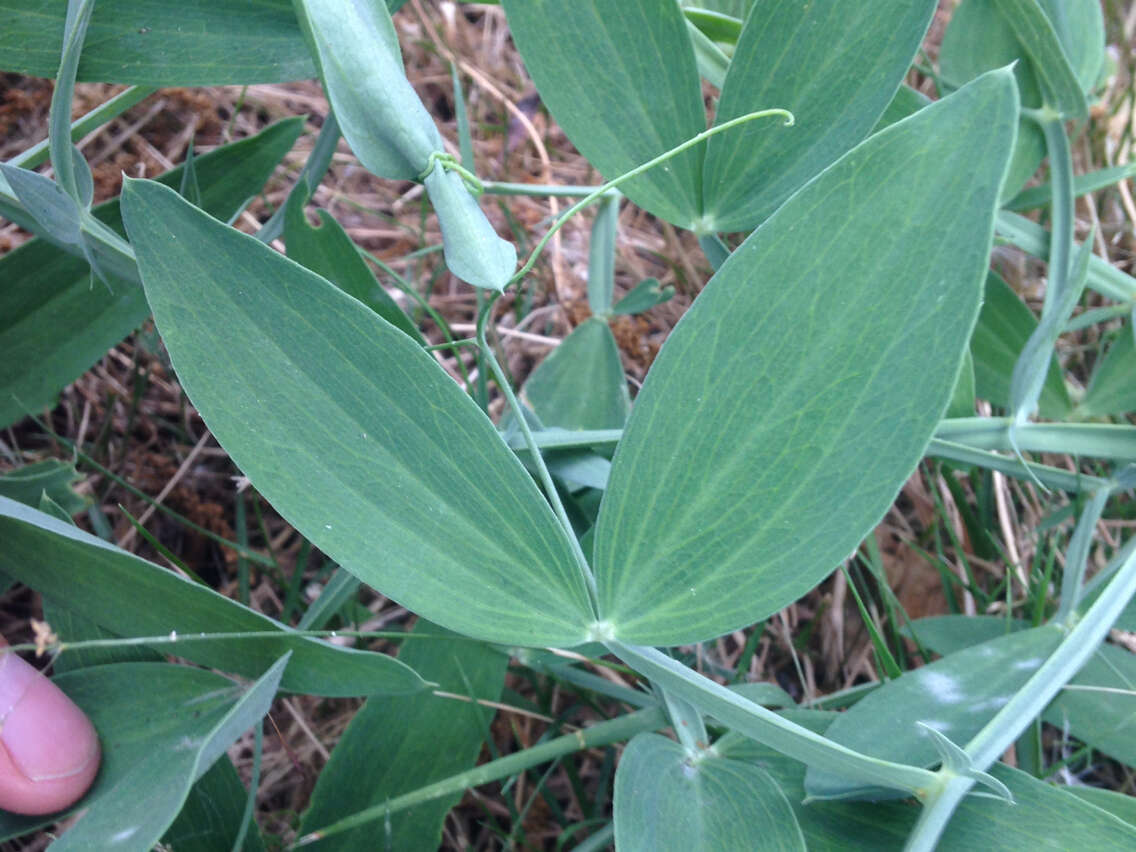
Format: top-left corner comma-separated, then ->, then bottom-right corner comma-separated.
1044,642 -> 1136,767
0,660 -> 285,850
593,72 -> 1018,645
992,0 -> 1088,118
1078,327 -> 1136,417
682,0 -> 753,21
0,0 -> 318,85
502,0 -> 705,227
0,117 -> 303,428
913,616 -> 1136,770
523,318 -> 630,431
0,163 -> 83,246
0,496 -> 424,696
296,0 -> 442,179
720,710 -> 1136,850
804,626 -> 1062,799
162,757 -> 267,852
1065,788 -> 1136,828
300,623 -> 507,851
940,0 -> 1046,200
906,615 -> 1025,654
422,162 -> 516,291
1036,0 -> 1105,93
683,8 -> 743,46
283,189 -> 424,343
971,271 -> 1071,418
701,0 -> 936,232
121,179 -> 593,646
873,84 -> 931,133
614,732 -> 805,852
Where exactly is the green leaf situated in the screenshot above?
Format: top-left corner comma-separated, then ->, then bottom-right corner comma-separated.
992,0 -> 1088,118
906,614 -> 1026,655
0,496 -> 424,696
612,277 -> 675,316
0,117 -> 304,429
44,603 -> 165,674
0,163 -> 84,246
523,318 -> 630,431
0,458 -> 88,514
1065,788 -> 1136,829
700,0 -> 936,232
592,71 -> 1019,645
971,270 -> 1071,418
614,733 -> 805,851
294,0 -> 442,179
873,84 -> 931,133
1077,326 -> 1136,417
502,0 -> 705,227
803,626 -> 1063,800
720,710 -> 1136,850
940,0 -> 1047,199
121,178 -> 594,646
681,0 -> 754,22
284,190 -> 424,344
300,622 -> 507,850
1043,642 -> 1136,768
910,615 -> 1136,798
0,659 -> 286,850
0,0 -> 318,85
161,757 -> 267,852
1036,0 -> 1105,94
422,162 -> 517,291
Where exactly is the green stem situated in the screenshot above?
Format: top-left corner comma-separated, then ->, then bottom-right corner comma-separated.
8,85 -> 155,173
49,0 -> 97,202
292,706 -> 666,846
255,111 -> 342,244
996,211 -> 1136,302
609,642 -> 938,797
1053,485 -> 1111,622
481,181 -> 606,198
509,108 -> 794,286
936,418 -> 1136,462
476,297 -> 599,612
905,540 -> 1136,850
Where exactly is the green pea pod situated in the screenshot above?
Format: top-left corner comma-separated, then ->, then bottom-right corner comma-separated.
423,161 -> 517,292
294,0 -> 443,178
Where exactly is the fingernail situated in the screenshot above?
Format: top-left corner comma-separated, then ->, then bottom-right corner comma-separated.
0,651 -> 98,782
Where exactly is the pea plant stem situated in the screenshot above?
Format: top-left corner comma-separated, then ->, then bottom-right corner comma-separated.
508,107 -> 794,287
292,705 -> 667,847
905,539 -> 1136,850
608,642 -> 939,797
476,295 -> 600,613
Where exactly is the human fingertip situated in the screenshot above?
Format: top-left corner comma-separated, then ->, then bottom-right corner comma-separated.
0,645 -> 100,816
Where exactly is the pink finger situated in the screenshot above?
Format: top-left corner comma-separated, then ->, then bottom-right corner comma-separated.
0,642 -> 100,815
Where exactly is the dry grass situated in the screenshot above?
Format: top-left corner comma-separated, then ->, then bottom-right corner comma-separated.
2,1 -> 1136,848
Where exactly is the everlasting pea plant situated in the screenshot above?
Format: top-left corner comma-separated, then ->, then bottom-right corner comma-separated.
1,0 -> 1135,849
